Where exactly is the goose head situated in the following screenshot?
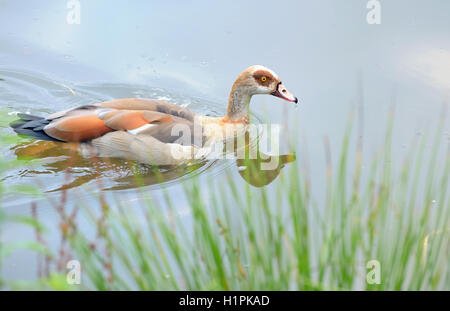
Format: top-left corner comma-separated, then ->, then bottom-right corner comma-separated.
224,65 -> 298,122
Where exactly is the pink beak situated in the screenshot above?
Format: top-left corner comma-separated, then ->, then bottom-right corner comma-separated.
271,82 -> 298,103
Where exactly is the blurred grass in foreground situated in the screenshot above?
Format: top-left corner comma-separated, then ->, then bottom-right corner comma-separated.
0,107 -> 449,290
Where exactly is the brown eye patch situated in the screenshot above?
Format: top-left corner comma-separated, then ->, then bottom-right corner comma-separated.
253,70 -> 274,86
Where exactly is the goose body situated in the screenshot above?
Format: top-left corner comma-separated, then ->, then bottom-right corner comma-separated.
11,65 -> 297,165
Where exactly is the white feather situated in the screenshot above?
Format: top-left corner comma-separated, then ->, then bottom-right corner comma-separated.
127,123 -> 156,135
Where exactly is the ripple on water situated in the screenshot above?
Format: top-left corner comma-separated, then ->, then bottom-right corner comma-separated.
0,68 -> 262,204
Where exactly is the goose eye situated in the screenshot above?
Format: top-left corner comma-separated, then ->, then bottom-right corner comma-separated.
261,76 -> 267,82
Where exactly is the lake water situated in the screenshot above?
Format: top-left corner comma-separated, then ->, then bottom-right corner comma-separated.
1,0 -> 449,282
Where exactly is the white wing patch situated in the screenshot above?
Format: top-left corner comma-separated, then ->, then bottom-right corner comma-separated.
127,123 -> 156,135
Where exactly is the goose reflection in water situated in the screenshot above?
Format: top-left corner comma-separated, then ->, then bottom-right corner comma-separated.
10,131 -> 296,191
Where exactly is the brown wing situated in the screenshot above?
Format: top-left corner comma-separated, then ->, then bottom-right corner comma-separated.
94,98 -> 196,122
42,98 -> 195,142
43,110 -> 114,142
102,110 -> 173,131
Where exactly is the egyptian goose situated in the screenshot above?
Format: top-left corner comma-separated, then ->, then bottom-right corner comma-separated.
11,65 -> 297,165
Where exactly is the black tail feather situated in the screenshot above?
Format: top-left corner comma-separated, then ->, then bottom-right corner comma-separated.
10,114 -> 61,142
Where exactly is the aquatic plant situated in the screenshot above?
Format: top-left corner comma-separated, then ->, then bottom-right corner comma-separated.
0,107 -> 448,290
